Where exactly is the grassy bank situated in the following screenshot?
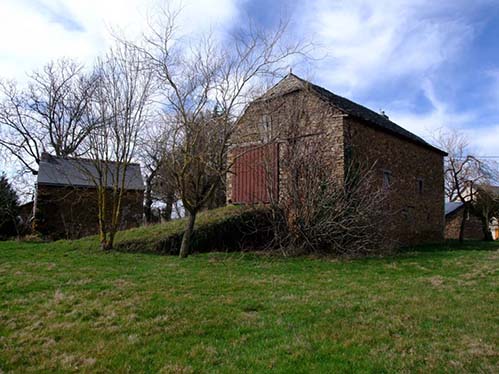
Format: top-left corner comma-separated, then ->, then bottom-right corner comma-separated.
0,240 -> 497,373
73,205 -> 271,254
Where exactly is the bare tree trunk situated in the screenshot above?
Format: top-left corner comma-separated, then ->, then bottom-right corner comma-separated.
107,231 -> 116,251
481,217 -> 492,241
479,207 -> 493,241
459,205 -> 468,243
179,211 -> 197,258
98,187 -> 108,250
162,192 -> 174,222
100,236 -> 110,250
144,176 -> 153,224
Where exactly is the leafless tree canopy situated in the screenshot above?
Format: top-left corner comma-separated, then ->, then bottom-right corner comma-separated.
0,59 -> 98,174
472,185 -> 499,240
270,157 -> 388,256
83,45 -> 153,250
437,130 -> 494,201
435,129 -> 498,242
124,6 -> 308,257
137,117 -> 179,223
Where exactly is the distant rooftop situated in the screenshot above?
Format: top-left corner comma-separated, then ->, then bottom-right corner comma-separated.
445,201 -> 464,216
37,153 -> 144,190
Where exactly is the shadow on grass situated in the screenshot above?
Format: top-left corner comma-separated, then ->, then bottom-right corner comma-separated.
402,240 -> 499,254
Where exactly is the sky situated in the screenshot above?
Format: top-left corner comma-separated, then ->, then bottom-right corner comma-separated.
1,0 -> 498,161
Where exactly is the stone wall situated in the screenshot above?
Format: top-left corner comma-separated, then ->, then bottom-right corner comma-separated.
344,118 -> 445,245
445,209 -> 484,240
228,90 -> 346,203
34,184 -> 143,239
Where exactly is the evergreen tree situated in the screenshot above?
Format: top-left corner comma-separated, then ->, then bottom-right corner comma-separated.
0,174 -> 19,239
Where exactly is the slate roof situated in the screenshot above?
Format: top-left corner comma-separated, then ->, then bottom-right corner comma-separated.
258,74 -> 447,155
37,154 -> 144,190
445,201 -> 464,216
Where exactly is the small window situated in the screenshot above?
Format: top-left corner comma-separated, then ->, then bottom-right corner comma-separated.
259,115 -> 272,143
383,170 -> 392,189
417,178 -> 424,194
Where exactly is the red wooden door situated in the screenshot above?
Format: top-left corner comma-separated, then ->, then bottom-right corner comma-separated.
231,143 -> 279,204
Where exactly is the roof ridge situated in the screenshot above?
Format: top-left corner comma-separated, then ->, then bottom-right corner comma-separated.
41,153 -> 141,167
265,73 -> 447,155
289,74 -> 417,132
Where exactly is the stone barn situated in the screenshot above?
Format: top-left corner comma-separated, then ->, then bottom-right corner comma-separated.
444,185 -> 499,241
34,153 -> 144,239
227,73 -> 448,246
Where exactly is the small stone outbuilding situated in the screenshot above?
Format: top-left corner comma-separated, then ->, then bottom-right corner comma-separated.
34,153 -> 144,239
444,202 -> 484,240
227,73 -> 448,246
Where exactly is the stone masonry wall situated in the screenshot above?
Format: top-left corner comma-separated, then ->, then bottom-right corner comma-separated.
35,184 -> 143,240
228,90 -> 346,203
445,209 -> 484,240
344,118 -> 445,245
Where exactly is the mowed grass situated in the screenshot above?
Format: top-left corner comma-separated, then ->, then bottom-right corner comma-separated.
0,240 -> 498,373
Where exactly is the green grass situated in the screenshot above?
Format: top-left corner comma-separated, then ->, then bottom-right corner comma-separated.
73,205 -> 268,254
0,240 -> 498,373
74,205 -> 244,246
116,205 -> 246,243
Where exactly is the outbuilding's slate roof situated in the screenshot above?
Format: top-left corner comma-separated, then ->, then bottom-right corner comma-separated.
37,154 -> 144,190
259,74 -> 447,155
445,201 -> 464,216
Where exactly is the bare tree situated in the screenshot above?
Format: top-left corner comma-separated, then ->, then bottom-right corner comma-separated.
270,157 -> 388,256
0,59 -> 98,175
472,185 -> 499,241
153,147 -> 178,222
137,116 -> 182,224
138,119 -> 167,224
435,129 -> 496,242
128,7 -> 308,257
85,45 -> 153,250
254,93 -> 388,256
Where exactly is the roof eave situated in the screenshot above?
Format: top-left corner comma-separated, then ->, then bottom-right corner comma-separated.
37,182 -> 145,191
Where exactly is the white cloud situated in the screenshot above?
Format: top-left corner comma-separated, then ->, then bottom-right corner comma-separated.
300,0 -> 475,96
0,1 -> 95,80
468,125 -> 499,156
389,81 -> 471,135
0,0 -> 240,83
389,80 -> 499,156
294,0 -> 498,156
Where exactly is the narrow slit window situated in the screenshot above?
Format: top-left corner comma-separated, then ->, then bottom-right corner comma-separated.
417,178 -> 424,194
259,115 -> 272,143
383,170 -> 392,189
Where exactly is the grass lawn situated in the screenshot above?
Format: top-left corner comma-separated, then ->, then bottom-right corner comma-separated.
0,240 -> 498,373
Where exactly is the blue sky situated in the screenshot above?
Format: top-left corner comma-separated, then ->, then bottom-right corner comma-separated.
1,0 -> 498,157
